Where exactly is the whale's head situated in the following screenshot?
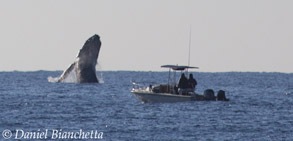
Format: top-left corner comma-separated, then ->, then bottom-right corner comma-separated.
77,34 -> 102,66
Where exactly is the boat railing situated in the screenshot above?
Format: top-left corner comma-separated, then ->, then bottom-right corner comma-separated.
132,81 -> 158,91
132,81 -> 180,94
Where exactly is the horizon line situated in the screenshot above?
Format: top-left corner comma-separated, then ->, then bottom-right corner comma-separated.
0,69 -> 292,74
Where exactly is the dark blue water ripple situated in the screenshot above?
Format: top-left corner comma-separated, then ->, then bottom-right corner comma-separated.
0,71 -> 292,140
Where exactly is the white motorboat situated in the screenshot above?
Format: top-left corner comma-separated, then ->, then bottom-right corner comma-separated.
131,65 -> 229,103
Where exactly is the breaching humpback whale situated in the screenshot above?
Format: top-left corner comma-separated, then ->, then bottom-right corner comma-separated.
57,34 -> 101,83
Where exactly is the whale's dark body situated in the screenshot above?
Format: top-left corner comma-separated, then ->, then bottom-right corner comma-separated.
57,34 -> 101,83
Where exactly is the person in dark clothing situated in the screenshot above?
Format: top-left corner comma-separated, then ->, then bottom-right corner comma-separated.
188,74 -> 197,89
178,73 -> 188,89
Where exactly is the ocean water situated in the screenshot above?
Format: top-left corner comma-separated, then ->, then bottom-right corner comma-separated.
0,71 -> 292,140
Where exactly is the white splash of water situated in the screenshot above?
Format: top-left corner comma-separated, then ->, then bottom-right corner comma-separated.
48,63 -> 103,83
97,72 -> 104,83
61,69 -> 78,83
48,67 -> 78,83
47,76 -> 59,83
96,63 -> 104,83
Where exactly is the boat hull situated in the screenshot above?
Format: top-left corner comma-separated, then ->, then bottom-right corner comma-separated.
131,90 -> 195,103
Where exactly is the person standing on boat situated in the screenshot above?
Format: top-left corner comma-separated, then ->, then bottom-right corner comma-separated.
178,73 -> 188,94
188,74 -> 197,91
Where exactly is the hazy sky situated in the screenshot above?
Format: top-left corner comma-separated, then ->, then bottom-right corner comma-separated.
0,0 -> 292,72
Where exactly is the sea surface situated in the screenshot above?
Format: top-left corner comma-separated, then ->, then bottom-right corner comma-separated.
0,71 -> 292,141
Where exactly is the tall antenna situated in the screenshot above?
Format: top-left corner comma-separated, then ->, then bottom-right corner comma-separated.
188,25 -> 192,66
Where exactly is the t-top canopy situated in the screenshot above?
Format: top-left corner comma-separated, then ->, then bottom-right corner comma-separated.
161,65 -> 199,71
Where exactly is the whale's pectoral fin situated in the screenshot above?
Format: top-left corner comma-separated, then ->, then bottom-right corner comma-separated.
57,62 -> 76,82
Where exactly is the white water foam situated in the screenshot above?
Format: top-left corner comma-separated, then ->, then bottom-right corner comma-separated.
47,76 -> 59,83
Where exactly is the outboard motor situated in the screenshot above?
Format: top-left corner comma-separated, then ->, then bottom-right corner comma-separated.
204,89 -> 216,100
217,90 -> 229,101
